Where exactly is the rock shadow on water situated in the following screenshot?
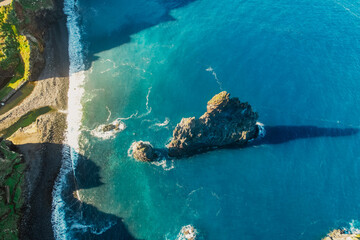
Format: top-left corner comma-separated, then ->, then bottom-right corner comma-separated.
143,125 -> 360,160
81,0 -> 197,70
252,125 -> 359,146
62,154 -> 137,240
18,143 -> 136,240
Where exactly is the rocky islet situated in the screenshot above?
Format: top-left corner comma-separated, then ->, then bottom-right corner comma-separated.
131,91 -> 260,161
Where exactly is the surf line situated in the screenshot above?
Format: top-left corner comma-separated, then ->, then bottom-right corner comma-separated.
51,0 -> 85,239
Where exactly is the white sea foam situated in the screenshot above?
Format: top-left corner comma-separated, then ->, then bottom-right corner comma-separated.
99,59 -> 118,74
256,122 -> 266,139
151,159 -> 175,171
102,58 -> 117,68
136,86 -> 152,118
334,0 -> 360,19
51,0 -> 85,239
128,141 -> 175,170
149,117 -> 170,130
90,119 -> 126,140
106,106 -> 111,122
349,220 -> 360,234
127,142 -> 135,158
100,68 -> 112,74
155,117 -> 170,127
188,187 -> 203,196
70,220 -> 116,235
146,86 -> 152,112
83,88 -> 104,103
206,66 -> 223,91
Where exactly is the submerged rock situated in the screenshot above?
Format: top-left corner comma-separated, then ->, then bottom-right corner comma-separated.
323,229 -> 360,240
167,91 -> 259,157
130,141 -> 157,162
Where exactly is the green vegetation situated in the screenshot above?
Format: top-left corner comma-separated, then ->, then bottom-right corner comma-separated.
0,1 -> 31,101
207,91 -> 229,106
0,139 -> 25,240
0,3 -> 20,71
0,106 -> 52,138
0,0 -> 53,102
18,0 -> 52,10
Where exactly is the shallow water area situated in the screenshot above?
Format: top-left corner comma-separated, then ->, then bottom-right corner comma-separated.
55,0 -> 360,239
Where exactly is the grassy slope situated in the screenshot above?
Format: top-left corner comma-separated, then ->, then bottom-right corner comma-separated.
0,1 -> 30,101
18,0 -> 52,10
0,139 -> 24,240
0,0 -> 52,101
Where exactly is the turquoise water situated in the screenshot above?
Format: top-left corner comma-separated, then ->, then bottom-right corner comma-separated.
56,0 -> 360,239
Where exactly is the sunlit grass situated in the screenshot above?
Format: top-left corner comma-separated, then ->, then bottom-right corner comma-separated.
0,0 -> 47,101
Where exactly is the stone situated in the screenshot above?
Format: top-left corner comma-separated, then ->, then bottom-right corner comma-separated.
167,91 -> 259,157
322,229 -> 360,240
102,124 -> 117,132
130,141 -> 157,162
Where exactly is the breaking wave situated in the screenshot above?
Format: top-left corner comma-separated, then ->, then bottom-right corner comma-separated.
51,0 -> 85,239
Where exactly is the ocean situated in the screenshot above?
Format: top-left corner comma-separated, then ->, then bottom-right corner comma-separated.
52,0 -> 360,239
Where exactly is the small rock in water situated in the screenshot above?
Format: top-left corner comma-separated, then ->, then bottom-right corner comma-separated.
178,225 -> 197,240
130,141 -> 157,162
102,123 -> 117,132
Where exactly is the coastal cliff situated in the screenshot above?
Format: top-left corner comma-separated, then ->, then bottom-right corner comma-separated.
0,0 -> 64,102
0,0 -> 68,239
131,91 -> 259,161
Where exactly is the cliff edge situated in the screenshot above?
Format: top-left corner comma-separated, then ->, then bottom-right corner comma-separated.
0,0 -> 64,102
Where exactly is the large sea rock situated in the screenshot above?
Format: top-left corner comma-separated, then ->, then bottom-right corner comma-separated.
167,91 -> 259,157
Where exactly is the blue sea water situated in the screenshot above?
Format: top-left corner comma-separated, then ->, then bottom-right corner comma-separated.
54,0 -> 360,239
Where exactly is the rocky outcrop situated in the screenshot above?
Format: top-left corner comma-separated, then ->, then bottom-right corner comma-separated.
130,141 -> 157,162
129,91 -> 260,161
167,91 -> 259,157
102,123 -> 121,132
323,229 -> 360,240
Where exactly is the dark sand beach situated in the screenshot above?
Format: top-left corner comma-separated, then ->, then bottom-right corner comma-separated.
0,3 -> 71,239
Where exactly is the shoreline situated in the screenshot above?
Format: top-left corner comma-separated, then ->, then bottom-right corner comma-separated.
20,10 -> 69,240
0,0 -> 70,238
